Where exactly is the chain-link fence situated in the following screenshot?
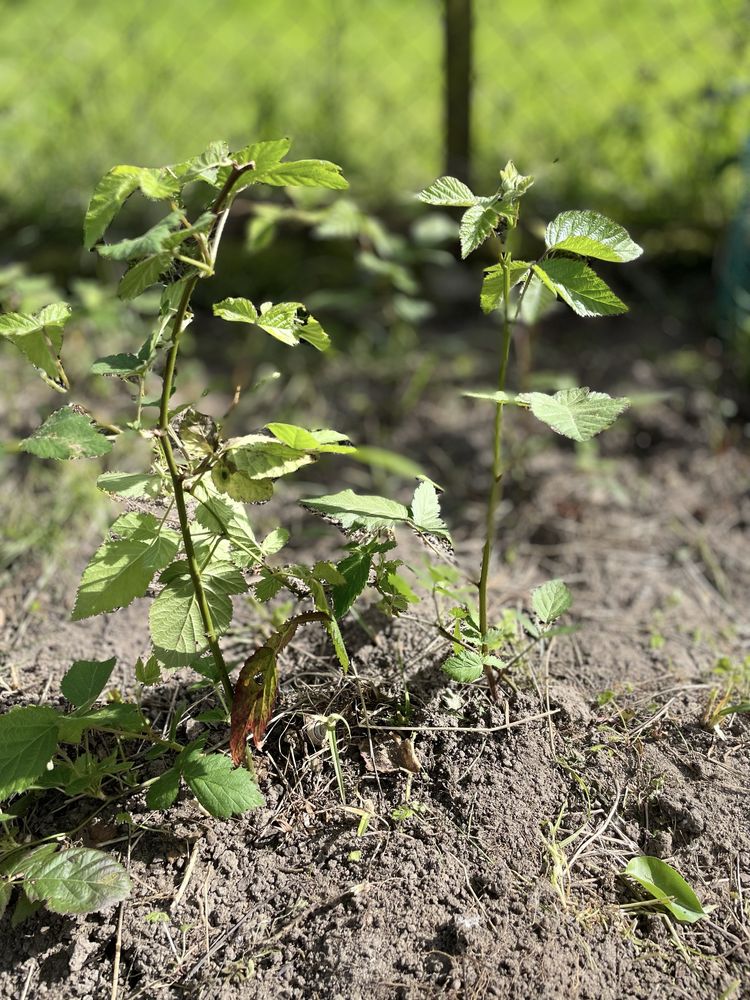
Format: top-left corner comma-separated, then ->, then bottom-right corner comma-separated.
0,0 -> 748,232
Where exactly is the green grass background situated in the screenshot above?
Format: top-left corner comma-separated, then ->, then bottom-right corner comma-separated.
0,0 -> 747,233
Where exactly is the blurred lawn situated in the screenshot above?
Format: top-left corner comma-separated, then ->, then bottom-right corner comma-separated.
0,0 -> 747,237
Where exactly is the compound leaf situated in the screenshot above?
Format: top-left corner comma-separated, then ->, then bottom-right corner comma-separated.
533,259 -> 626,317
256,158 -> 348,190
442,650 -> 485,684
20,407 -> 113,460
22,847 -> 131,914
96,472 -> 163,499
417,176 -> 476,207
148,560 -> 245,657
0,302 -> 71,390
531,580 -> 572,624
459,203 -> 500,258
84,165 -> 143,249
480,261 -> 531,314
119,252 -> 171,300
545,210 -> 643,263
301,489 -> 411,531
182,752 -> 264,817
331,549 -> 373,618
145,767 -> 181,810
518,388 -> 630,441
0,706 -> 60,800
73,514 -> 180,620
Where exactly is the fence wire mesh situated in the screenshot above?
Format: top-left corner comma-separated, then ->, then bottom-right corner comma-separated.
0,0 -> 748,229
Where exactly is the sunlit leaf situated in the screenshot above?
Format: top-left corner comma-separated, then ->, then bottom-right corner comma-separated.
545,210 -> 643,263
624,856 -> 708,923
518,388 -> 629,441
20,407 -> 113,460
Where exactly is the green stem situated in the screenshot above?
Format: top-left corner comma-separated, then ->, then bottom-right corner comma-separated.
156,163 -> 253,706
478,252 -> 513,699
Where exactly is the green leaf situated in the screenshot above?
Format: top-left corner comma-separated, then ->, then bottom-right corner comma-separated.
182,752 -> 264,817
23,847 -> 131,914
410,481 -> 449,538
0,302 -> 71,389
60,658 -> 116,708
533,259 -> 626,317
212,466 -> 275,505
459,204 -> 500,258
223,434 -> 315,479
331,550 -> 373,618
442,650 -> 485,683
500,161 -> 534,202
213,297 -> 259,326
97,472 -> 163,499
233,137 -> 291,173
545,211 -> 643,263
417,176 -> 476,207
531,580 -> 572,624
256,158 -> 348,190
0,706 -> 60,800
213,298 -> 329,350
119,252 -> 171,300
624,857 -> 707,923
517,388 -> 630,441
255,302 -> 308,347
57,704 -> 148,743
0,883 -> 12,920
301,490 -> 411,531
84,165 -> 143,249
146,768 -> 181,810
213,138 -> 291,194
148,560 -> 246,657
20,407 -> 113,460
480,261 -> 531,313
135,655 -> 161,686
90,353 -> 143,377
265,422 -> 320,451
266,423 -> 353,454
73,514 -> 180,620
193,490 -> 267,569
96,211 -> 182,262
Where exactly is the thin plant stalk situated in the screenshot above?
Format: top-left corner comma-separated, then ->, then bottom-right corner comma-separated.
478,252 -> 513,698
156,163 -> 253,706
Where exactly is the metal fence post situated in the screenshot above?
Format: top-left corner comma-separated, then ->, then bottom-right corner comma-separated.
444,0 -> 473,184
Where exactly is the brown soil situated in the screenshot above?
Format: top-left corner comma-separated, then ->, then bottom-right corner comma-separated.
1,311 -> 749,998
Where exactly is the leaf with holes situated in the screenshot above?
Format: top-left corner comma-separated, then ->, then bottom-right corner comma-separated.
73,514 -> 180,620
21,407 -> 113,460
0,302 -> 71,389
